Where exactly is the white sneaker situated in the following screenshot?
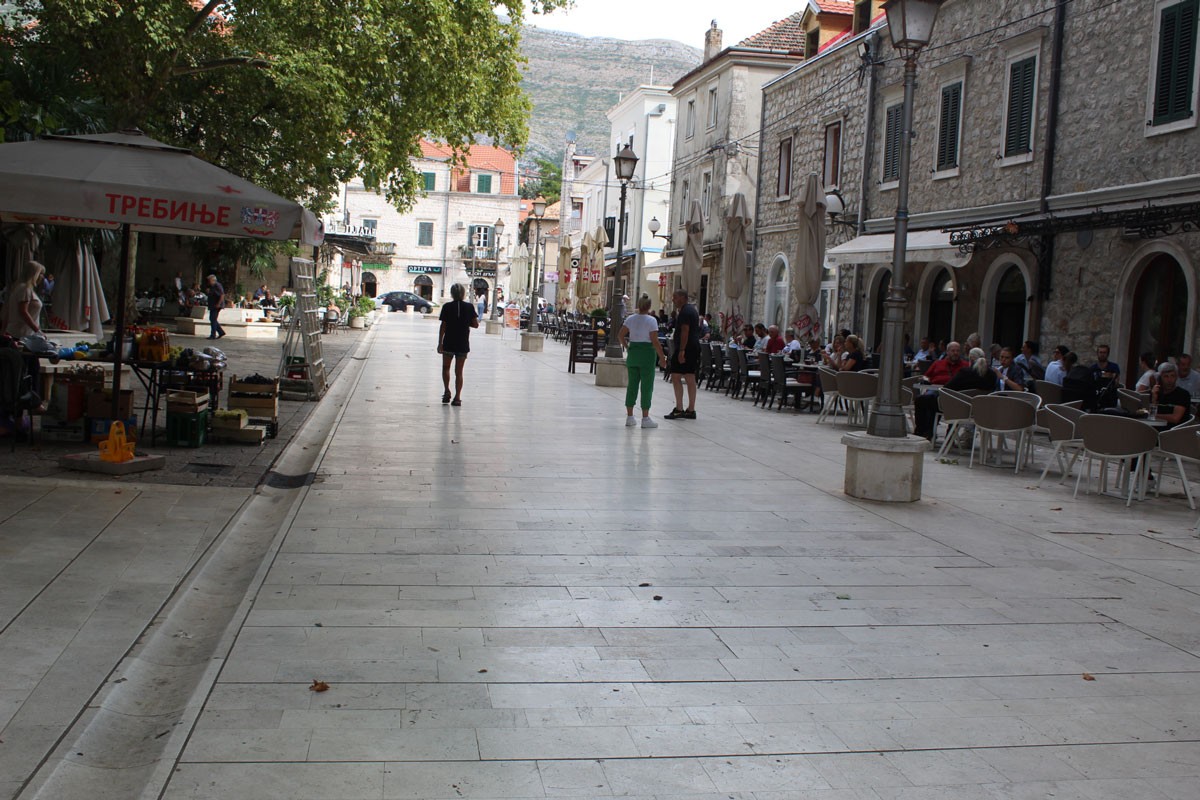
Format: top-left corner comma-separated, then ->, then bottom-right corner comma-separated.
641,417 -> 658,429
625,416 -> 638,427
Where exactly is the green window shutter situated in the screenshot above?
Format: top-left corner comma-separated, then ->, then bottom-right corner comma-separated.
422,172 -> 436,192
477,174 -> 492,193
1004,57 -> 1037,157
418,222 -> 433,246
937,82 -> 963,171
466,225 -> 476,248
882,104 -> 903,182
1154,0 -> 1199,125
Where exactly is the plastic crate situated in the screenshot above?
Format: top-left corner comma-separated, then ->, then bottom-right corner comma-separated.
166,410 -> 208,448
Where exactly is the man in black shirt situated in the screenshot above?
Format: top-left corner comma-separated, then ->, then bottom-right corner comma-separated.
205,274 -> 226,339
665,289 -> 700,420
1150,362 -> 1191,428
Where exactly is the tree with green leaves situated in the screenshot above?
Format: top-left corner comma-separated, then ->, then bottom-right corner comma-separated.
520,156 -> 563,205
0,0 -> 569,213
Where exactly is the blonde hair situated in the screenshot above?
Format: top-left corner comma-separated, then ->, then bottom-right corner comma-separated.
20,260 -> 45,287
637,295 -> 653,313
845,334 -> 862,352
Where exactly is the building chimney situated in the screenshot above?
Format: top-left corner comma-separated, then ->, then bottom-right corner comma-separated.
704,20 -> 723,62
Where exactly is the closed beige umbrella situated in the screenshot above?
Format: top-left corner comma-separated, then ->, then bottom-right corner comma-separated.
723,192 -> 751,302
681,200 -> 704,297
588,223 -> 609,311
792,172 -> 827,336
510,243 -> 529,295
576,231 -> 593,307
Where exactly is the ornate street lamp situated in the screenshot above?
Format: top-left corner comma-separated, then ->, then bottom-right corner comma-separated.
647,216 -> 672,242
604,144 -> 639,359
490,216 -> 505,321
528,196 -> 546,335
868,0 -> 944,438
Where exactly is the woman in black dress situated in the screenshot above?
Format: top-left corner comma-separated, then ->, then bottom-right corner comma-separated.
437,283 -> 479,406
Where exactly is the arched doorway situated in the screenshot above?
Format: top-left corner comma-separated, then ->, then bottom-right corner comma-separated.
362,272 -> 378,298
991,265 -> 1027,350
873,272 -> 892,352
1128,253 -> 1188,376
414,274 -> 433,301
927,269 -> 954,346
764,256 -> 789,328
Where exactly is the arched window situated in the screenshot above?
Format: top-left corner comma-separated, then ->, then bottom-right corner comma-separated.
991,265 -> 1027,349
927,269 -> 954,345
1128,254 -> 1188,375
764,255 -> 789,329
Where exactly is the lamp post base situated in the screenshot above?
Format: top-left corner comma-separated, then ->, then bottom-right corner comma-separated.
841,432 -> 930,503
519,332 -> 545,352
594,356 -> 628,387
485,319 -> 504,335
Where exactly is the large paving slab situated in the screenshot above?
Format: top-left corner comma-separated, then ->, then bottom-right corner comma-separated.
60,314 -> 1200,798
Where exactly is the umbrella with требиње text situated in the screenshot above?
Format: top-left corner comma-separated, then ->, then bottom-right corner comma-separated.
0,129 -> 322,421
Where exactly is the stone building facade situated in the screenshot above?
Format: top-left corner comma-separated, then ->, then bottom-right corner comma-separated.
664,17 -> 806,326
759,0 -> 1200,378
330,142 -> 521,304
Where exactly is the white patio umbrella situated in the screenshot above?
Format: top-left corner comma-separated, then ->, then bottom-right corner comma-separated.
576,231 -> 594,308
47,241 -> 110,337
557,241 -> 572,307
510,244 -> 529,296
792,172 -> 827,337
681,200 -> 704,297
588,223 -> 609,311
0,130 -> 321,419
722,193 -> 751,332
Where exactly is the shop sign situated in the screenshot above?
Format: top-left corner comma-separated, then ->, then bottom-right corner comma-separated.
467,267 -> 496,278
408,265 -> 442,274
364,262 -> 391,271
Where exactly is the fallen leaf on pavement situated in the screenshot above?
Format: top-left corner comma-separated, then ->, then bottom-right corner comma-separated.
1082,673 -> 1095,681
1050,507 -> 1063,511
310,680 -> 330,692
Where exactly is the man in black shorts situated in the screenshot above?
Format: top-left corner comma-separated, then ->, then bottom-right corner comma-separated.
666,289 -> 700,420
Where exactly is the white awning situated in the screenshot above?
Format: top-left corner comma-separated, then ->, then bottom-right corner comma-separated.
643,254 -> 682,273
826,231 -> 971,268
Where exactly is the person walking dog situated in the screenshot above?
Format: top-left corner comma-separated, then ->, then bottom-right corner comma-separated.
437,283 -> 478,406
619,295 -> 668,428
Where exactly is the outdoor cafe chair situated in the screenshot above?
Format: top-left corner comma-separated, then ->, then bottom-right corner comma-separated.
1035,379 -> 1063,406
816,366 -> 842,424
1036,404 -> 1085,486
1153,420 -> 1200,509
1118,388 -> 1151,414
934,388 -> 975,456
969,394 -> 1038,473
739,350 -> 764,401
699,343 -> 713,386
726,348 -> 744,397
993,390 -> 1042,408
836,371 -> 877,427
755,355 -> 775,407
709,345 -> 729,391
1073,413 -> 1160,507
768,355 -> 804,411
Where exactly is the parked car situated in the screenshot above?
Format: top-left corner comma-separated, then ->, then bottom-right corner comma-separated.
376,291 -> 435,313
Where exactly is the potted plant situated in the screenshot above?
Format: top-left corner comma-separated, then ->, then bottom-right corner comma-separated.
349,295 -> 375,329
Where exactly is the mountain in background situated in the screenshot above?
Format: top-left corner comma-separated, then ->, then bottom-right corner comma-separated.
518,26 -> 702,164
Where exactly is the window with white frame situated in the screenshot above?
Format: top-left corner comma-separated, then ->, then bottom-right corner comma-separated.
701,171 -> 713,219
680,179 -> 690,223
361,218 -> 378,235
997,31 -> 1043,167
777,136 -> 793,198
1148,0 -> 1200,134
417,221 -> 434,247
686,98 -> 696,138
823,121 -> 842,189
707,86 -> 718,128
469,225 -> 492,249
935,80 -> 964,173
881,101 -> 903,185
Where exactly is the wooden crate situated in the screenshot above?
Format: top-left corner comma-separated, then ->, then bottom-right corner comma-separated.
166,390 -> 210,414
228,375 -> 280,396
212,411 -> 247,431
227,395 -> 279,417
216,424 -> 266,444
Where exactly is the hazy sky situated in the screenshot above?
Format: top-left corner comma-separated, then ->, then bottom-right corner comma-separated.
528,1 -> 806,48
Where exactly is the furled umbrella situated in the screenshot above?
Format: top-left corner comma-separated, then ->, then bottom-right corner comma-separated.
2,223 -> 41,288
588,223 -> 609,311
576,231 -> 593,308
792,172 -> 827,338
680,200 -> 704,298
722,192 -> 751,333
48,241 -> 110,337
510,243 -> 529,296
557,240 -> 573,308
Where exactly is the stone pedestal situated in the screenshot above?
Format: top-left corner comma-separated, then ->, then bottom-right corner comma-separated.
594,356 -> 628,387
841,432 -> 930,503
520,332 -> 545,352
485,319 -> 504,335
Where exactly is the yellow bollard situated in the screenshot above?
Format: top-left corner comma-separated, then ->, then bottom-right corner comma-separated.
98,421 -> 136,463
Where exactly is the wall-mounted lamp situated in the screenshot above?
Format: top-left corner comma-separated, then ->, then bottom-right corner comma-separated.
647,216 -> 672,242
824,189 -> 856,228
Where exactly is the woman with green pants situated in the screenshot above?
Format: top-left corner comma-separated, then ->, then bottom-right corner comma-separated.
618,295 -> 668,428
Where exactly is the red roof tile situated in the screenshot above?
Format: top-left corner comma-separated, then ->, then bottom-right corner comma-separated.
812,0 -> 855,14
418,141 -> 517,195
737,12 -> 807,52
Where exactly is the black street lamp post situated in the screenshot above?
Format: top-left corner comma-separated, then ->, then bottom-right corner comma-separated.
604,144 -> 639,359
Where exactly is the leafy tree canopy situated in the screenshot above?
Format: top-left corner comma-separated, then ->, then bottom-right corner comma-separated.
0,0 -> 570,213
520,155 -> 562,204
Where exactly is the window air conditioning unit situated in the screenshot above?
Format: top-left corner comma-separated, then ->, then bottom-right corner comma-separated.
456,221 -> 466,230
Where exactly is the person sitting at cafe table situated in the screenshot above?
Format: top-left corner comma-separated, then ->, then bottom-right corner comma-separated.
1177,353 -> 1200,399
1134,352 -> 1157,392
783,329 -> 803,355
1044,344 -> 1069,386
914,336 -> 934,363
764,325 -> 786,355
994,346 -> 1028,391
822,334 -> 845,367
752,324 -> 770,353
1016,340 -> 1044,382
839,335 -> 866,371
1150,362 -> 1191,428
921,340 -> 966,385
1092,344 -> 1120,383
738,324 -> 756,350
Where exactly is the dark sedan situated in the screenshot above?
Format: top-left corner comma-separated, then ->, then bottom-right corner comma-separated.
376,291 -> 434,313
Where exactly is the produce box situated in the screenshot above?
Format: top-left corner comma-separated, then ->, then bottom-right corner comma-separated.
50,382 -> 86,422
226,395 -> 279,417
212,410 -> 247,431
87,416 -> 138,444
228,375 -> 280,396
166,410 -> 207,448
166,390 -> 210,414
217,424 -> 266,445
39,419 -> 87,443
86,389 -> 134,420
